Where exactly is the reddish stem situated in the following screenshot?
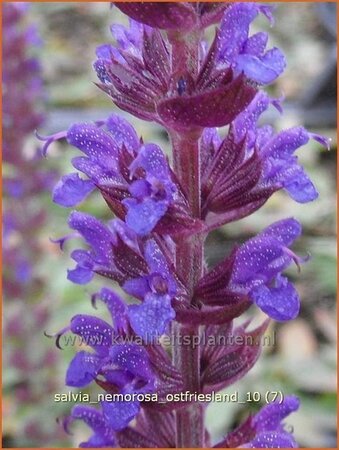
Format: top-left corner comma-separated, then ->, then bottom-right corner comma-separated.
169,31 -> 205,448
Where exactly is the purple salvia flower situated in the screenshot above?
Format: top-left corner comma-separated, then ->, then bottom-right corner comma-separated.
217,395 -> 299,448
66,211 -> 177,339
45,115 -> 202,236
57,291 -> 185,432
215,3 -> 285,85
200,92 -> 329,230
124,239 -> 177,339
196,218 -> 305,321
60,307 -> 157,430
64,406 -> 117,447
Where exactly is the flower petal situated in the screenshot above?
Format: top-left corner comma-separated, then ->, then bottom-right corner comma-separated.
109,344 -> 154,384
128,294 -> 175,341
67,123 -> 119,171
67,266 -> 94,285
66,351 -> 103,387
53,173 -> 95,207
69,405 -> 116,448
68,211 -> 115,265
93,287 -> 129,333
72,155 -> 121,185
263,127 -> 310,159
232,91 -> 270,145
260,218 -> 301,247
102,398 -> 140,431
144,239 -> 177,295
235,48 -> 286,84
129,143 -> 169,178
283,165 -> 318,203
250,275 -> 300,321
67,249 -> 95,284
123,276 -> 150,299
243,32 -> 268,55
232,237 -> 284,286
123,197 -> 168,236
70,314 -> 114,355
253,395 -> 300,431
217,3 -> 260,62
106,114 -> 139,153
243,431 -> 298,448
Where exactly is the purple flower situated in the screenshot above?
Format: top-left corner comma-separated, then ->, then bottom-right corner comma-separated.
66,211 -> 177,339
62,309 -> 156,430
201,92 -> 329,230
122,143 -> 177,236
218,395 -> 299,448
216,3 -> 285,85
124,239 -> 177,340
65,406 -> 117,447
196,218 -> 305,321
53,173 -> 95,208
232,92 -> 328,202
43,114 -> 200,236
59,285 -> 185,433
66,211 -> 120,285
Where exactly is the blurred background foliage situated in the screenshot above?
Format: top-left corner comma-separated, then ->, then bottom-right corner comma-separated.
2,2 -> 337,448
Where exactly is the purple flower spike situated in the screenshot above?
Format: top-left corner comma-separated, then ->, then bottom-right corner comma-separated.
47,3 -> 326,447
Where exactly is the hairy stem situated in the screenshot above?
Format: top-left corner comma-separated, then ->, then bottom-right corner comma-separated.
169,31 -> 205,448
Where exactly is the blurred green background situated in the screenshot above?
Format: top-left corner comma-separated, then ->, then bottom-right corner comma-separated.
2,2 -> 337,448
